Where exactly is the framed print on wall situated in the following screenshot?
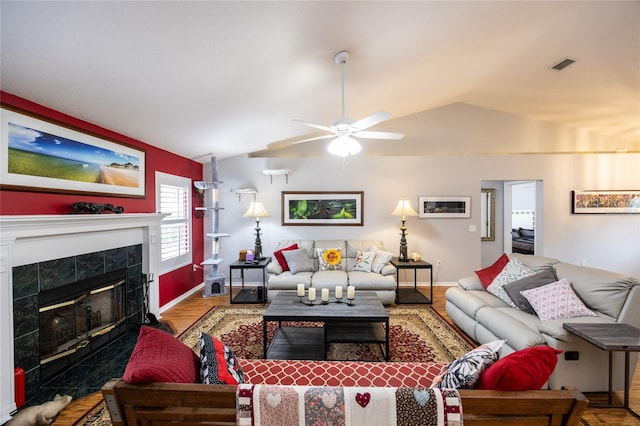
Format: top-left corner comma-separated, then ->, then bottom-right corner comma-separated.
572,190 -> 640,214
282,191 -> 364,226
419,196 -> 471,218
1,107 -> 146,198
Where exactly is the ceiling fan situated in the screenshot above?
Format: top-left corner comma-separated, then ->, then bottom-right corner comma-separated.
292,51 -> 404,157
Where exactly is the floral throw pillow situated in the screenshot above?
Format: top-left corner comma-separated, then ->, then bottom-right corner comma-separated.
353,251 -> 375,272
316,248 -> 344,271
486,258 -> 535,307
433,340 -> 505,389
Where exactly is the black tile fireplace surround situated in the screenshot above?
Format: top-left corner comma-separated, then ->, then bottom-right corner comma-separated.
13,244 -> 145,403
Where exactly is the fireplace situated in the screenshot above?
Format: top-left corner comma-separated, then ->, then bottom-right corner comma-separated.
0,213 -> 165,422
38,269 -> 128,382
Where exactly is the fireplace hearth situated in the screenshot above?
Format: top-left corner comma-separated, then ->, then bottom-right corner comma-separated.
38,269 -> 128,382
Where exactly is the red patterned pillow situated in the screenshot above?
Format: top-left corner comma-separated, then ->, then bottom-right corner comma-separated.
273,243 -> 298,271
123,326 -> 200,384
476,346 -> 562,390
475,253 -> 509,289
200,333 -> 244,384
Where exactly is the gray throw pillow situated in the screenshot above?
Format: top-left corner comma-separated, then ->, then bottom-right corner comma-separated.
503,269 -> 558,314
282,249 -> 315,274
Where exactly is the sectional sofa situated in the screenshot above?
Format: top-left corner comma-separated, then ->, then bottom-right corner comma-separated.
266,239 -> 397,305
445,253 -> 640,392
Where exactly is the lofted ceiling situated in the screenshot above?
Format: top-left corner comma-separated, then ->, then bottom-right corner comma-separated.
1,1 -> 638,162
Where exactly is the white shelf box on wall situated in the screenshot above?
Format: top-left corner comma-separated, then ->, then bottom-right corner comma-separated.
263,169 -> 292,184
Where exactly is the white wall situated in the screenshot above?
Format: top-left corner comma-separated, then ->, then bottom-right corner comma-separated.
201,105 -> 639,285
207,153 -> 640,285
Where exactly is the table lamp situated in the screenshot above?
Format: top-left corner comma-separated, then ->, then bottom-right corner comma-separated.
243,201 -> 269,260
391,197 -> 418,261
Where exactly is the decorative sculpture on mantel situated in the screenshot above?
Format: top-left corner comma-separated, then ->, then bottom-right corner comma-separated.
70,202 -> 124,214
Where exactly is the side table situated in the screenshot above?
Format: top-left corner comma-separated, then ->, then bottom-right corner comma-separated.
229,257 -> 271,304
563,322 -> 640,417
390,257 -> 433,304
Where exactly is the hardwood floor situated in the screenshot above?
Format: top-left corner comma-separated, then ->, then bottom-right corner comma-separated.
54,286 -> 640,425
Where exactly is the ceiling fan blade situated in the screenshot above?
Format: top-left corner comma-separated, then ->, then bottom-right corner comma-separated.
290,134 -> 336,145
353,130 -> 404,140
292,119 -> 335,133
349,111 -> 391,132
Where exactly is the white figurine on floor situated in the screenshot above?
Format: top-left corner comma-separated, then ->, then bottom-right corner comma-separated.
6,394 -> 72,426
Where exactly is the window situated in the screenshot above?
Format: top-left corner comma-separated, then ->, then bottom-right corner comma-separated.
156,172 -> 192,273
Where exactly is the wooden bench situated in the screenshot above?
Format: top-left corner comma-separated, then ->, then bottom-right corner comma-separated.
102,379 -> 588,426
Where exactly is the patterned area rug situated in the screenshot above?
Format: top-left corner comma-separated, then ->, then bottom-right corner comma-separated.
77,305 -> 472,425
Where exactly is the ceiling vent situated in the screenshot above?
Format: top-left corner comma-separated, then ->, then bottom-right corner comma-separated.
551,57 -> 576,71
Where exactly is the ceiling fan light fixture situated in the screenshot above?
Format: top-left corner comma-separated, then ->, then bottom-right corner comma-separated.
327,135 -> 361,157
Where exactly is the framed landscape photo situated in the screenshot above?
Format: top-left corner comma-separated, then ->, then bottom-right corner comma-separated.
1,107 -> 146,198
572,190 -> 640,214
282,191 -> 364,226
419,196 -> 471,218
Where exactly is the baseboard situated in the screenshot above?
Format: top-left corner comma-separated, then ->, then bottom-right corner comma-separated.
160,282 -> 205,315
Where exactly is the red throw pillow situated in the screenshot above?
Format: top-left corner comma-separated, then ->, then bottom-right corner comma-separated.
273,243 -> 298,271
475,253 -> 509,289
123,326 -> 200,384
475,346 -> 562,391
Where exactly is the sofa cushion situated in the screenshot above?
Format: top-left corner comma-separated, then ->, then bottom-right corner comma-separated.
477,307 -> 546,349
520,278 -> 597,322
200,332 -> 244,385
346,270 -> 396,291
510,253 -> 561,272
476,346 -> 561,391
433,340 -> 505,389
123,326 -> 200,384
487,257 -> 535,306
475,253 -> 509,288
554,262 -> 640,319
353,250 -> 375,272
268,271 -> 313,289
282,249 -> 315,274
273,243 -> 298,272
503,269 -> 559,314
310,270 -> 348,290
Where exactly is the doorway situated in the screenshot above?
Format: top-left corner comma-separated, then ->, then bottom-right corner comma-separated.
480,180 -> 543,267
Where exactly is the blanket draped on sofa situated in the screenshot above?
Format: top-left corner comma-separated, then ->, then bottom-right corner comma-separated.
236,384 -> 462,426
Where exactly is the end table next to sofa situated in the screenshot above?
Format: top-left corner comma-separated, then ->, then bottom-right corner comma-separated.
229,257 -> 271,304
390,257 -> 433,304
563,322 -> 640,417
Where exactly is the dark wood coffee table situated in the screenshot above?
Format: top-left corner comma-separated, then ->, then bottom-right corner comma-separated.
563,322 -> 640,417
263,291 -> 389,361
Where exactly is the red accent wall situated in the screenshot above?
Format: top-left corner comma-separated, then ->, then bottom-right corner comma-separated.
1,91 -> 204,307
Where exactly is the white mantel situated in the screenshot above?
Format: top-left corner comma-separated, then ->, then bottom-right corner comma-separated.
0,213 -> 165,422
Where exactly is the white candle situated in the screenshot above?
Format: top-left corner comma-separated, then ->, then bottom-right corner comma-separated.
347,286 -> 356,300
321,288 -> 329,302
335,286 -> 343,299
308,287 -> 316,301
213,188 -> 220,203
297,283 -> 305,297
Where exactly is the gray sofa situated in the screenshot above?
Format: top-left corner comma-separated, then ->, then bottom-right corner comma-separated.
445,253 -> 640,392
266,239 -> 397,305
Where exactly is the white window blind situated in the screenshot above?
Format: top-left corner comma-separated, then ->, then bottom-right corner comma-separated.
156,172 -> 192,273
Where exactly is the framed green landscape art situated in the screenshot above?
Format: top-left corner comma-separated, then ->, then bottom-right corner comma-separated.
282,191 -> 364,226
1,107 -> 146,198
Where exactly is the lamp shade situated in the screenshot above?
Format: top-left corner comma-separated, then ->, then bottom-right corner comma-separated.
242,201 -> 269,219
391,198 -> 418,220
327,135 -> 362,157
